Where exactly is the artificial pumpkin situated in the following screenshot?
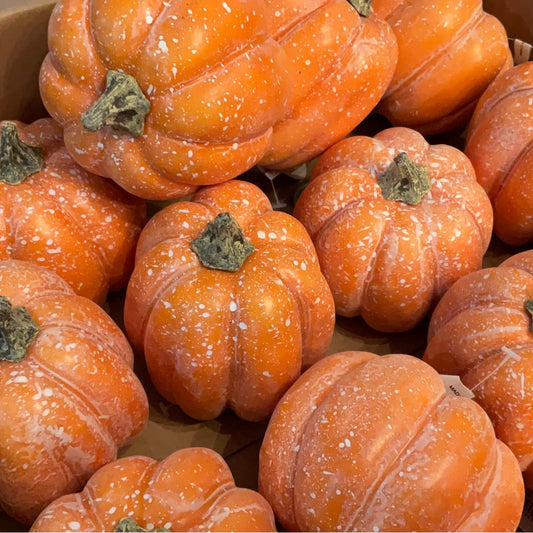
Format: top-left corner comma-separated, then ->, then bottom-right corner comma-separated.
465,61 -> 533,245
0,259 -> 148,525
424,249 -> 533,488
293,126 -> 493,332
0,118 -> 146,304
258,350 -> 524,532
371,0 -> 512,135
124,179 -> 335,421
257,0 -> 398,170
31,447 -> 276,532
38,0 -> 293,200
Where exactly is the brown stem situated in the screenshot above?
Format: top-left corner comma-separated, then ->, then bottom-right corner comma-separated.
525,300 -> 533,330
0,295 -> 39,362
81,70 -> 150,138
191,212 -> 255,272
115,518 -> 169,532
377,152 -> 431,206
0,121 -> 43,184
347,0 -> 372,17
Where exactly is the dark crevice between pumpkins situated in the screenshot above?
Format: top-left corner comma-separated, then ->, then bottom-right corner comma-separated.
191,212 -> 255,272
0,121 -> 43,184
115,518 -> 169,532
0,295 -> 39,363
81,70 -> 150,138
347,0 -> 372,17
377,152 -> 431,205
525,300 -> 533,330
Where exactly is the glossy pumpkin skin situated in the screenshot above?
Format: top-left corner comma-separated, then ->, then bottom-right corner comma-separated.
39,0 -> 293,201
258,0 -> 398,170
465,62 -> 533,245
371,0 -> 512,135
124,179 -> 335,422
0,260 -> 148,525
258,351 -> 524,532
424,249 -> 533,488
0,119 -> 146,305
293,127 -> 493,332
31,447 -> 276,532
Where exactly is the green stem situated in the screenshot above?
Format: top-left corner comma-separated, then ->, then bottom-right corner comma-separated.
525,300 -> 533,331
0,295 -> 39,362
0,121 -> 43,184
191,212 -> 255,272
115,518 -> 169,532
377,152 -> 431,206
81,70 -> 150,138
347,0 -> 372,17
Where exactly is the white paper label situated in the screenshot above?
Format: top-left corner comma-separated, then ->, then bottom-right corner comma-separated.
511,38 -> 533,64
440,375 -> 475,399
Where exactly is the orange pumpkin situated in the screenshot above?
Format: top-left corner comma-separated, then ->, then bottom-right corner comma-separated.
371,0 -> 512,135
124,179 -> 335,421
0,259 -> 148,525
38,0 -> 293,200
258,351 -> 524,532
258,0 -> 398,170
424,249 -> 533,488
0,119 -> 146,304
465,62 -> 533,245
31,447 -> 276,532
293,127 -> 493,332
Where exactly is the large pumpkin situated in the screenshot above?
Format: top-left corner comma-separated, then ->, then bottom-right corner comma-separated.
0,119 -> 146,304
424,249 -> 533,488
31,447 -> 276,532
371,0 -> 512,135
38,0 -> 293,200
124,179 -> 335,421
258,351 -> 524,532
293,127 -> 493,332
465,61 -> 533,245
0,259 -> 148,525
258,0 -> 398,170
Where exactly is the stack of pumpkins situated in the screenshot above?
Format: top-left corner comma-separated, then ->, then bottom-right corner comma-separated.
0,0 -> 532,530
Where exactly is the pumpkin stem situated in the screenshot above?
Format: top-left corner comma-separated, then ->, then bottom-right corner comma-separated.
0,121 -> 43,184
191,212 -> 255,272
525,300 -> 533,330
81,70 -> 150,138
0,295 -> 39,362
115,518 -> 169,532
377,152 -> 431,206
347,0 -> 372,17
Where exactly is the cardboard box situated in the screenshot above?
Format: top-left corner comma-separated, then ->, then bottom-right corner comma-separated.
0,1 -> 531,531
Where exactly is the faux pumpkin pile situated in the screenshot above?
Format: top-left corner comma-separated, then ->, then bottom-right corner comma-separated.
1,0 -> 533,531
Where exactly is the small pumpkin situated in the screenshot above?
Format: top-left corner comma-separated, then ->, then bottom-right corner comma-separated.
293,127 -> 493,332
38,0 -> 293,200
31,447 -> 276,532
465,61 -> 533,245
258,0 -> 398,170
124,179 -> 335,421
0,259 -> 148,525
424,249 -> 533,488
0,119 -> 146,304
258,351 -> 524,532
371,0 -> 512,135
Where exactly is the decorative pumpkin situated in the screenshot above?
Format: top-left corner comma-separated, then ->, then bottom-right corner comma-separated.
38,0 -> 293,200
0,259 -> 148,525
0,119 -> 146,304
465,61 -> 533,245
371,0 -> 512,135
31,447 -> 276,532
258,0 -> 398,170
293,127 -> 493,332
424,249 -> 533,488
258,350 -> 525,532
124,179 -> 335,421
